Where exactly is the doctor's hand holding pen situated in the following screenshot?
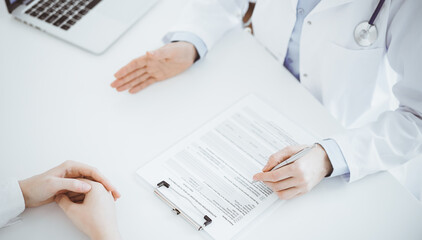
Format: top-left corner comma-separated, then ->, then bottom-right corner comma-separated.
110,42 -> 198,94
253,144 -> 333,200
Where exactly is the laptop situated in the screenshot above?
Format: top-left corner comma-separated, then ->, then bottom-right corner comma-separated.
5,0 -> 157,54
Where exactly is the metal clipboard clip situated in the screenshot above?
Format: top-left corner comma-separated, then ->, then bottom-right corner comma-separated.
154,180 -> 212,231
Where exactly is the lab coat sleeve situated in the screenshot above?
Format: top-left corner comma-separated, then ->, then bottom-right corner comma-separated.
163,0 -> 250,54
318,139 -> 350,178
163,32 -> 208,60
331,0 -> 422,182
0,179 -> 25,228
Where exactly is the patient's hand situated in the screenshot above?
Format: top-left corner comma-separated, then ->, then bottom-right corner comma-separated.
111,41 -> 198,94
19,160 -> 120,208
56,179 -> 121,240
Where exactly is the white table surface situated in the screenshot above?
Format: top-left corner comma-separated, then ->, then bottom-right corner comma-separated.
1,0 -> 422,239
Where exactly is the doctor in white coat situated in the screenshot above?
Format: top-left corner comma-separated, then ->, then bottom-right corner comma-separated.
111,0 -> 422,200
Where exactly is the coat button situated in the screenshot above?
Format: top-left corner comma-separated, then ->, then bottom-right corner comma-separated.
303,73 -> 308,78
297,8 -> 304,15
307,21 -> 312,25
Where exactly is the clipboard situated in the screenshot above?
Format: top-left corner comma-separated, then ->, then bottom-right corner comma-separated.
154,180 -> 212,231
136,95 -> 317,240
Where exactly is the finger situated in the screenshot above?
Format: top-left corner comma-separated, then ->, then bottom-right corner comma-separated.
81,176 -> 119,201
79,179 -> 116,202
253,165 -> 293,182
275,187 -> 301,200
78,178 -> 103,189
146,51 -> 154,59
263,177 -> 298,192
52,178 -> 92,194
55,194 -> 76,213
263,145 -> 307,172
60,161 -> 121,200
111,67 -> 147,89
129,77 -> 157,94
114,56 -> 147,79
116,72 -> 150,92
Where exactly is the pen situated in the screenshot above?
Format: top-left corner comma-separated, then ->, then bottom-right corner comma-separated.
253,144 -> 316,183
270,143 -> 316,171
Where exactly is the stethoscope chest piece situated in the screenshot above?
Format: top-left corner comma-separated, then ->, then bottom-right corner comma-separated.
354,21 -> 378,47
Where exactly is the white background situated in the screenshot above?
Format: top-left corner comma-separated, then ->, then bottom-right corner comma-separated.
1,0 -> 422,239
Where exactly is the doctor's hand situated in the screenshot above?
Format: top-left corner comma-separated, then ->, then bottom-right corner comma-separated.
111,42 -> 198,94
56,179 -> 121,240
18,160 -> 120,208
253,144 -> 333,200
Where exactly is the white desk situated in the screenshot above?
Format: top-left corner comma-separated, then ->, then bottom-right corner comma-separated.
1,1 -> 421,239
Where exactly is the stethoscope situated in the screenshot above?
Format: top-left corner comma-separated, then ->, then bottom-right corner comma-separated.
354,0 -> 385,47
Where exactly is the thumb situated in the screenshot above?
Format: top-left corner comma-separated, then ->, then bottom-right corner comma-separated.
262,150 -> 290,172
52,178 -> 92,194
55,194 -> 75,214
147,49 -> 165,60
149,43 -> 174,59
263,145 -> 306,172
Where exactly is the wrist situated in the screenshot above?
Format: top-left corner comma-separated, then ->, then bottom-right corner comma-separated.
18,178 -> 31,208
182,41 -> 198,63
170,41 -> 198,63
191,44 -> 199,62
315,144 -> 333,177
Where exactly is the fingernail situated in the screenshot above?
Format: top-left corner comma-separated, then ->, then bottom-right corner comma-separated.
115,191 -> 121,199
81,183 -> 91,191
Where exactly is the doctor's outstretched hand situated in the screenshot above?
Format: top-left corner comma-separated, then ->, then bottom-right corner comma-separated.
111,42 -> 198,94
253,144 -> 333,200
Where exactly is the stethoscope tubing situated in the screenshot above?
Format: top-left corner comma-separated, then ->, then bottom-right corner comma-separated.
369,0 -> 385,25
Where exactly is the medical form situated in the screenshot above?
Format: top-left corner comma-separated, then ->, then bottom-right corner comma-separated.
137,95 -> 316,240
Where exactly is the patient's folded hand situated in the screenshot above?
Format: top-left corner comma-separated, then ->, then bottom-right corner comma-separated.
56,179 -> 121,240
18,160 -> 120,208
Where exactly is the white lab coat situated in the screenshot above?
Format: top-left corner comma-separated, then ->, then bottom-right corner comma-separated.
168,0 -> 422,199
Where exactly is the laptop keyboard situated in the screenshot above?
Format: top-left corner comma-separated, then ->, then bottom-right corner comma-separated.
24,0 -> 102,31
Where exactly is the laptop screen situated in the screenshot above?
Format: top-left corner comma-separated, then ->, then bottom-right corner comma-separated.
5,0 -> 22,13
